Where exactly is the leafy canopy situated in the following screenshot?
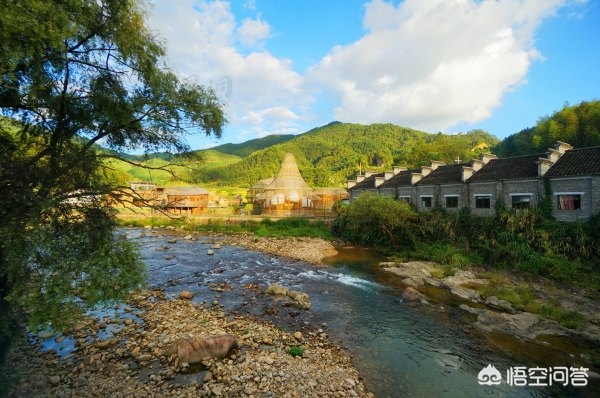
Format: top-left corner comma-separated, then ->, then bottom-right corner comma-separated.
0,0 -> 226,365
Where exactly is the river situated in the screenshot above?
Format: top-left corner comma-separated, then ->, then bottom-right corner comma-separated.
127,228 -> 599,398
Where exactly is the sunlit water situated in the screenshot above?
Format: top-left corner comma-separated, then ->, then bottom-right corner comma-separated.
49,228 -> 599,397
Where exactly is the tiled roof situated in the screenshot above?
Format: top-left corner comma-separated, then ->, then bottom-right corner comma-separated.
378,169 -> 417,188
467,154 -> 543,182
351,173 -> 384,189
166,187 -> 210,195
545,147 -> 600,177
416,163 -> 470,186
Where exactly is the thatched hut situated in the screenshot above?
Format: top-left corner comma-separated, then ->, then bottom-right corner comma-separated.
252,153 -> 317,215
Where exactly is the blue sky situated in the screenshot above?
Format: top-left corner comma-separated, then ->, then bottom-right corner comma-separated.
146,0 -> 600,149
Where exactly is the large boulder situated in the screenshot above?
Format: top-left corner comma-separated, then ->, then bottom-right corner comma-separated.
164,334 -> 238,364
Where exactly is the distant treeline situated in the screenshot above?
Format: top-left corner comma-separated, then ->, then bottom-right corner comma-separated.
494,100 -> 600,157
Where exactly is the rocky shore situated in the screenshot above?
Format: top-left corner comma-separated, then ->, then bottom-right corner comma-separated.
6,289 -> 372,398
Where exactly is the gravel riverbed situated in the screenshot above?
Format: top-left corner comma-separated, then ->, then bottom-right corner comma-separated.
5,233 -> 372,398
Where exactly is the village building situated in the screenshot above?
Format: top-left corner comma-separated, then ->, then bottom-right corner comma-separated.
346,141 -> 599,221
466,153 -> 547,215
162,186 -> 209,215
249,153 -> 318,216
544,145 -> 600,221
313,187 -> 350,214
346,172 -> 385,201
249,153 -> 349,216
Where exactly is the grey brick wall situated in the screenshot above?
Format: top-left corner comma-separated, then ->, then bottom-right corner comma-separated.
549,177 -> 595,222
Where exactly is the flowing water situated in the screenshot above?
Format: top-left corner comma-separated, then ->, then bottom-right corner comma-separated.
123,228 -> 598,398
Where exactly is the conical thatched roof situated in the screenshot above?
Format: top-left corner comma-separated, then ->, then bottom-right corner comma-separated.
265,153 -> 312,190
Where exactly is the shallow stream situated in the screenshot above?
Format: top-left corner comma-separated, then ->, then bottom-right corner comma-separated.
122,228 -> 599,397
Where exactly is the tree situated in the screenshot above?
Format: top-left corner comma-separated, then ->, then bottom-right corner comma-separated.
0,0 -> 225,368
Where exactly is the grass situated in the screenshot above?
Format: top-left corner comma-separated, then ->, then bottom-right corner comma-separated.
288,346 -> 305,357
473,275 -> 586,329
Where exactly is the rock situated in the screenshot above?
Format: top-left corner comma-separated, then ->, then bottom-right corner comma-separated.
38,330 -> 54,339
401,287 -> 428,303
265,283 -> 288,296
449,286 -> 481,302
287,290 -> 312,310
293,332 -> 303,340
49,375 -> 61,385
211,384 -> 224,396
178,291 -> 194,300
485,296 -> 516,314
163,334 -> 238,364
183,234 -> 193,240
207,249 -> 215,255
211,244 -> 221,249
203,371 -> 213,382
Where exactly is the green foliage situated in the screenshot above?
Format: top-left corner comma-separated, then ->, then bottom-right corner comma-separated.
288,346 -> 305,357
539,303 -> 586,329
495,100 -> 600,156
332,192 -> 418,251
0,0 -> 224,368
333,197 -> 600,289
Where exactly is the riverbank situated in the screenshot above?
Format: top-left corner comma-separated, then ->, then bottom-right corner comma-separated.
6,288 -> 372,397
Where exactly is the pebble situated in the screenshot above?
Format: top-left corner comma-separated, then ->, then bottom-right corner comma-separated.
6,290 -> 373,398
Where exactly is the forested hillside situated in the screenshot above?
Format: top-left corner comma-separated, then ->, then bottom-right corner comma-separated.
194,122 -> 498,187
494,100 -> 600,156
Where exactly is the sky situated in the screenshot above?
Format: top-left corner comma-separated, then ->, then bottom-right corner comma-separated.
145,0 -> 600,150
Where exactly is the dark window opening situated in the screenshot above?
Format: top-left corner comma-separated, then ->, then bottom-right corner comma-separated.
475,196 -> 491,209
421,196 -> 432,208
511,195 -> 531,209
445,196 -> 459,208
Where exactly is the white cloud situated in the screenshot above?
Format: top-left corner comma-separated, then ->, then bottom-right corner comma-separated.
309,0 -> 568,132
146,0 -> 582,146
237,17 -> 271,47
146,0 -> 308,144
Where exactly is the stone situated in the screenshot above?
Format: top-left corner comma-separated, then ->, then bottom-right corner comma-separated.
163,334 -> 238,364
49,375 -> 61,385
211,384 -> 224,396
203,371 -> 213,382
293,332 -> 303,340
178,291 -> 194,300
287,290 -> 312,310
449,286 -> 481,302
38,330 -> 54,339
207,250 -> 215,255
265,283 -> 288,296
485,296 -> 516,314
401,287 -> 428,303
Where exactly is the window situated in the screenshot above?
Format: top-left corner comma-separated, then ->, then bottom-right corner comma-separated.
445,196 -> 459,208
511,194 -> 531,209
557,194 -> 581,210
398,196 -> 410,203
421,196 -> 432,208
475,195 -> 491,209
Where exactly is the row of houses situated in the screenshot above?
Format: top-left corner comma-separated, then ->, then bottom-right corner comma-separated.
347,142 -> 600,222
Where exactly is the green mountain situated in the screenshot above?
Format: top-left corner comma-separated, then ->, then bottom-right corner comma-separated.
208,134 -> 295,158
494,100 -> 600,157
192,122 -> 498,187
